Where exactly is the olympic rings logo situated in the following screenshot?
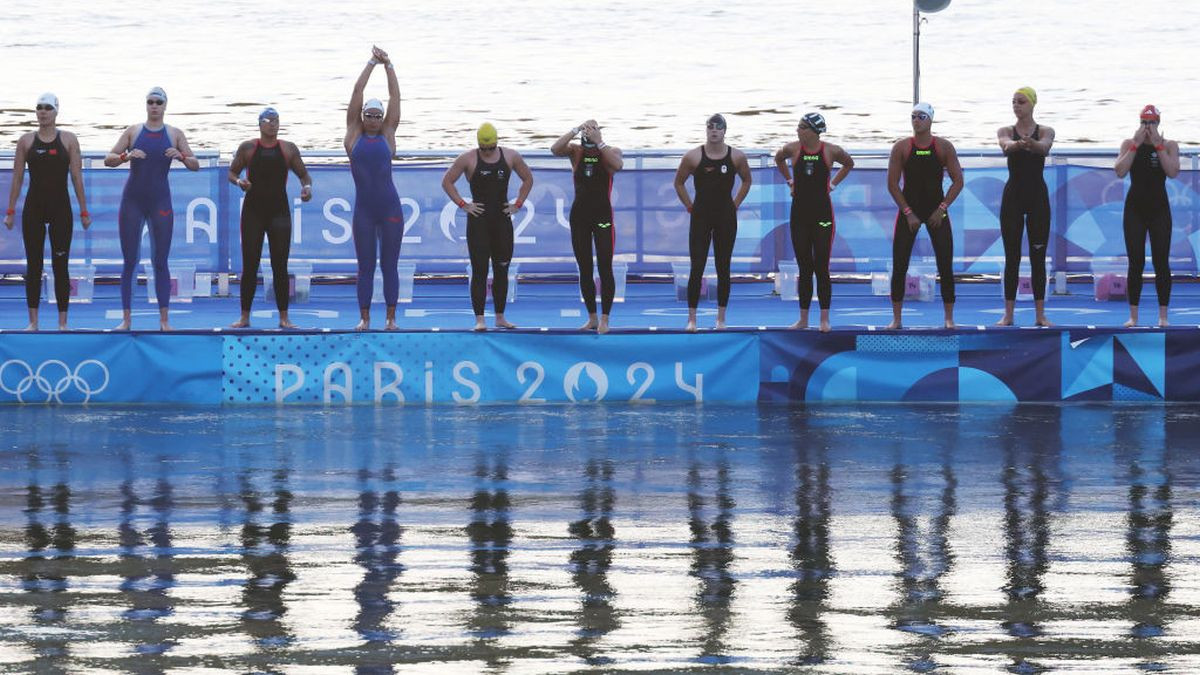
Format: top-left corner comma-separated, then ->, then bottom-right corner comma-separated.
0,359 -> 110,404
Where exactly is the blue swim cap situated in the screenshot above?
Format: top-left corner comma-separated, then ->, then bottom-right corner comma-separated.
801,112 -> 827,134
259,107 -> 279,123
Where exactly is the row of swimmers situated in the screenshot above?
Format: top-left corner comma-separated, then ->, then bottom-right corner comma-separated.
3,50 -> 1182,332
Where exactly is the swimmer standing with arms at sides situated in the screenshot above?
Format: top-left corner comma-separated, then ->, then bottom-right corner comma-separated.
104,86 -> 200,331
885,102 -> 963,330
4,93 -> 91,331
345,45 -> 403,331
441,123 -> 534,331
1114,105 -> 1179,327
996,87 -> 1055,327
228,107 -> 313,329
551,119 -> 623,334
673,114 -> 753,332
773,112 -> 854,332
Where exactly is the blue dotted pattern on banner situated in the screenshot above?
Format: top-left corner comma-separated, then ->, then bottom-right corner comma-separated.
222,334 -> 482,403
223,335 -> 340,403
856,334 -> 960,353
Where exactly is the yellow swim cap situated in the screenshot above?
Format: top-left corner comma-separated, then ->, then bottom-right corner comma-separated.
1015,87 -> 1037,106
477,122 -> 498,146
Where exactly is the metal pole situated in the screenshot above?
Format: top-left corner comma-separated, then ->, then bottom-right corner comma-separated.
913,5 -> 921,104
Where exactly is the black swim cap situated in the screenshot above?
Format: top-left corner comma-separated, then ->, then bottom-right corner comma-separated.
706,113 -> 727,129
801,112 -> 827,134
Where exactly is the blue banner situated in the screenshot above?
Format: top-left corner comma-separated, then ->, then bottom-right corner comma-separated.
0,334 -> 221,404
222,332 -> 759,404
4,154 -> 1197,277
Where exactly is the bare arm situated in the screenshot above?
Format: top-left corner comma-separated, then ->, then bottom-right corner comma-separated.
228,141 -> 252,189
1114,139 -> 1139,178
829,143 -> 854,189
997,126 -> 1020,154
1160,140 -> 1181,178
1027,125 -> 1055,156
506,150 -> 534,215
939,139 -> 964,207
64,132 -> 90,228
169,127 -> 200,171
550,125 -> 579,157
4,135 -> 30,228
286,141 -> 314,200
774,141 -> 799,183
886,140 -> 908,209
442,152 -> 482,216
345,58 -> 376,152
103,126 -> 137,167
673,149 -> 699,210
731,149 -> 752,209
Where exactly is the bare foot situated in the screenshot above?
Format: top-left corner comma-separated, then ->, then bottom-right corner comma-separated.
495,319 -> 517,330
1034,316 -> 1053,328
384,320 -> 399,331
685,320 -> 697,333
995,316 -> 1014,327
160,321 -> 173,332
579,319 -> 598,331
114,320 -> 131,331
1123,317 -> 1137,328
278,319 -> 297,329
57,324 -> 69,332
22,323 -> 37,332
788,319 -> 808,330
715,319 -> 727,331
819,319 -> 831,333
597,317 -> 610,335
943,320 -> 956,329
1158,318 -> 1169,328
473,317 -> 487,332
884,321 -> 902,330
230,318 -> 250,328
355,320 -> 370,331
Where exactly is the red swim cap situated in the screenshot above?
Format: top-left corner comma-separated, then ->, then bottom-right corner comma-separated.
1140,104 -> 1161,121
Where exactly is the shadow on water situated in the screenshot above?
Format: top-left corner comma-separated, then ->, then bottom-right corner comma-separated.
465,449 -> 514,667
567,457 -> 619,666
3,403 -> 1200,670
786,413 -> 834,666
20,445 -> 76,666
687,452 -> 736,664
238,450 -> 296,655
117,449 -> 179,660
887,413 -> 957,673
348,460 -> 405,674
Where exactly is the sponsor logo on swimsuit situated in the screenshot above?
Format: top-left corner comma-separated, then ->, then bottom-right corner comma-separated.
819,221 -> 832,228
720,165 -> 728,174
915,149 -> 932,156
35,149 -> 46,155
497,170 -> 506,179
158,209 -> 172,217
480,170 -> 492,176
48,149 -> 57,156
597,222 -> 612,229
0,359 -> 110,404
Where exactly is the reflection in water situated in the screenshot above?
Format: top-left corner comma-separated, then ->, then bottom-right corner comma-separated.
1117,407 -> 1173,668
466,451 -> 514,662
20,447 -> 75,665
786,414 -> 834,666
351,464 -> 405,646
2,404 -> 1200,670
998,406 -> 1063,672
239,457 -> 296,650
117,451 -> 179,658
567,459 -> 619,666
889,438 -> 957,671
687,456 -> 736,663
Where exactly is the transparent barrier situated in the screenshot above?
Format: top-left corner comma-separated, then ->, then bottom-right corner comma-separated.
3,149 -> 1199,278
